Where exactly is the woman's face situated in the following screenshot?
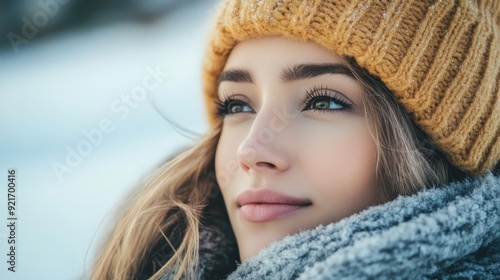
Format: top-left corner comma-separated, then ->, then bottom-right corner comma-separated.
215,37 -> 379,262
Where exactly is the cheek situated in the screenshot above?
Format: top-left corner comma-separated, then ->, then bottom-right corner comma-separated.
215,127 -> 245,192
319,135 -> 376,182
304,122 -> 378,212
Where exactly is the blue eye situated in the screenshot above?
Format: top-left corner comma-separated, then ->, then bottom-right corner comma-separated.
227,101 -> 253,114
308,97 -> 344,110
216,97 -> 254,117
303,87 -> 352,112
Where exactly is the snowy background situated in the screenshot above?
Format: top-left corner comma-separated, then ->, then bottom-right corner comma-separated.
0,0 -> 218,279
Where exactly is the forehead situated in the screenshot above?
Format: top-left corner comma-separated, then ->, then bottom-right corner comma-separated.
223,37 -> 345,71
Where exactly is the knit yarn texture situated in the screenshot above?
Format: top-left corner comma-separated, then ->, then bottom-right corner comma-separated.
202,0 -> 500,174
158,173 -> 500,279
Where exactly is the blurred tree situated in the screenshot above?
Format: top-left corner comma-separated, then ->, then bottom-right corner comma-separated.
1,0 -> 196,51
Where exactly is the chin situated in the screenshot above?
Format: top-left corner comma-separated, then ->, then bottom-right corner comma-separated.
236,222 -> 305,262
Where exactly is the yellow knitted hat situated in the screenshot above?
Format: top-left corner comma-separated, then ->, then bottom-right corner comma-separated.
202,0 -> 499,175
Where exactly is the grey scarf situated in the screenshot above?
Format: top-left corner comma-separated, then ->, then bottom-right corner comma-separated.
164,174 -> 500,279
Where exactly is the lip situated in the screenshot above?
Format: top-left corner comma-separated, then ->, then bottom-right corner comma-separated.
236,189 -> 311,222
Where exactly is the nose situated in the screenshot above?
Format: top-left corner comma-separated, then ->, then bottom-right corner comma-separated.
237,108 -> 291,174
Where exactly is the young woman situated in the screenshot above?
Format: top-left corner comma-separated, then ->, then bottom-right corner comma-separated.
91,0 -> 499,279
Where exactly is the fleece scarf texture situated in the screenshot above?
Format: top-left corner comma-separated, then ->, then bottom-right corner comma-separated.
161,174 -> 500,279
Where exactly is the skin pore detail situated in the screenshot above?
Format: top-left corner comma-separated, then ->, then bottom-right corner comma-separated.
214,37 -> 380,262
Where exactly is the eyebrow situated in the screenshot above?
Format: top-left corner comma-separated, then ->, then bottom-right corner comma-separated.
218,63 -> 355,85
218,68 -> 253,84
280,63 -> 355,82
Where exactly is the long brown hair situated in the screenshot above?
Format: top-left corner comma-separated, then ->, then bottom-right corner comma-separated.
90,123 -> 223,280
343,57 -> 465,201
90,57 -> 465,280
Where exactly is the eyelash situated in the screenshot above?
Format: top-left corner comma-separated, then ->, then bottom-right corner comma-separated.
215,86 -> 353,117
215,93 -> 251,117
303,86 -> 353,113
